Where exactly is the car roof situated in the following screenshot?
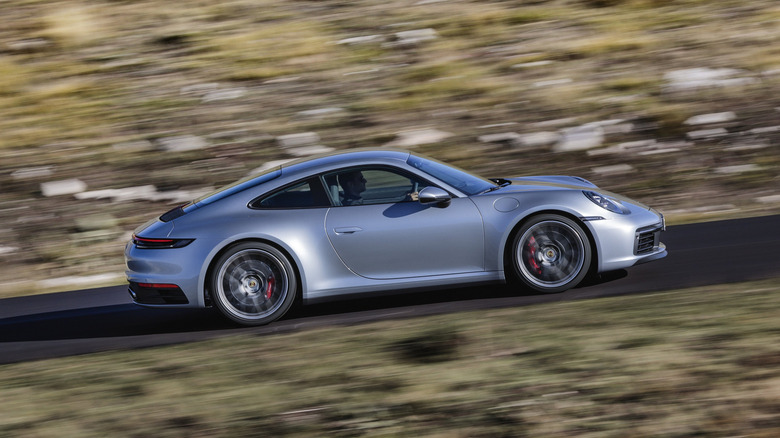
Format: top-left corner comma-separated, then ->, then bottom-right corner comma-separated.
278,148 -> 412,176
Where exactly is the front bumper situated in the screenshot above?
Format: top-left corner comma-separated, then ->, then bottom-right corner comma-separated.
586,208 -> 667,272
633,242 -> 667,266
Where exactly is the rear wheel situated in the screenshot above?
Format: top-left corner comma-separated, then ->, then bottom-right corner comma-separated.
510,214 -> 591,293
211,242 -> 297,326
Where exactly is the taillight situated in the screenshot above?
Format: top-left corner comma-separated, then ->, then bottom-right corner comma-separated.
132,235 -> 194,249
137,283 -> 180,289
129,281 -> 188,304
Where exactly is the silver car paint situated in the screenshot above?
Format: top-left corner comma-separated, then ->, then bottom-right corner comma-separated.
126,149 -> 666,308
325,197 -> 485,279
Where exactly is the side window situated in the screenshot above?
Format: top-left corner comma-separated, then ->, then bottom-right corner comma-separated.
325,167 -> 430,206
251,177 -> 330,209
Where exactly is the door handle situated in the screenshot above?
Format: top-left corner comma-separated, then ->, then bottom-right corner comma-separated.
334,226 -> 363,234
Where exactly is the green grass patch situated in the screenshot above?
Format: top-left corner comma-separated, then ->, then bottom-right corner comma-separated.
1,280 -> 779,436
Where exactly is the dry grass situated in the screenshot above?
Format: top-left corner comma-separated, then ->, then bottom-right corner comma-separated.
0,0 -> 778,292
1,280 -> 779,436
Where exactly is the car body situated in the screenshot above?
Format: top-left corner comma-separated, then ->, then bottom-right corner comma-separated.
125,149 -> 666,325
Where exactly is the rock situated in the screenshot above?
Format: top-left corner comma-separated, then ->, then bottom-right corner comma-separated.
277,132 -> 320,149
75,185 -> 157,203
386,128 -> 453,148
157,135 -> 209,152
337,35 -> 383,45
478,122 -> 518,129
296,107 -> 346,118
687,128 -> 728,140
202,87 -> 247,103
619,140 -> 658,152
41,179 -> 87,197
263,76 -> 301,84
112,140 -> 154,152
714,164 -> 761,174
757,195 -> 780,204
724,143 -> 770,152
208,129 -> 250,140
0,246 -> 19,256
749,126 -> 780,134
592,164 -> 635,175
276,132 -> 333,156
180,83 -> 219,95
638,146 -> 684,156
76,185 -> 211,204
286,145 -> 336,157
518,132 -> 560,148
478,131 -> 559,149
343,68 -> 381,76
533,118 -> 579,128
151,188 -> 212,204
478,132 -> 522,146
121,186 -> 165,202
12,166 -> 54,180
684,112 -> 737,125
5,38 -> 51,53
533,78 -> 573,87
512,61 -> 554,69
588,140 -> 690,157
554,124 -> 604,152
664,68 -> 757,91
387,28 -> 438,47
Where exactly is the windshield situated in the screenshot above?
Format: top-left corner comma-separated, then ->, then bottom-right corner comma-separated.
407,154 -> 496,196
193,168 -> 282,206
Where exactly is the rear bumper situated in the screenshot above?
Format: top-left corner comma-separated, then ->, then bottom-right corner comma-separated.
128,281 -> 189,305
124,240 -> 207,308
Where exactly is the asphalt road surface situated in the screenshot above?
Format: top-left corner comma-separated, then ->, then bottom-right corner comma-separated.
1,215 -> 778,364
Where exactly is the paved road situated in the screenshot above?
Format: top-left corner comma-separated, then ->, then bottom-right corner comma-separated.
1,215 -> 778,364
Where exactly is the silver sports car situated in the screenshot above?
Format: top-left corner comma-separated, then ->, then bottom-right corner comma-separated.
126,149 -> 666,325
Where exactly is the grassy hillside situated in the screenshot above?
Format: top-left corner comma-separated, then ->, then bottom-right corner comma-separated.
0,0 -> 779,294
1,280 -> 779,436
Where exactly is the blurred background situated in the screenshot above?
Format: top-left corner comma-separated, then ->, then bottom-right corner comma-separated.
0,0 -> 778,297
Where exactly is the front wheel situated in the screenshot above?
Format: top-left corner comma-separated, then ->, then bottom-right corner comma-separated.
510,215 -> 592,293
210,242 -> 297,326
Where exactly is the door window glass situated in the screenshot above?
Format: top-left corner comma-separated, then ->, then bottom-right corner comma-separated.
325,168 -> 430,206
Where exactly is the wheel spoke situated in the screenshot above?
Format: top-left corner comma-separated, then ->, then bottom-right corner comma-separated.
516,219 -> 586,290
215,247 -> 291,323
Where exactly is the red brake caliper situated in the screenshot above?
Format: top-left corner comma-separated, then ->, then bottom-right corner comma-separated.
527,236 -> 542,275
266,277 -> 275,300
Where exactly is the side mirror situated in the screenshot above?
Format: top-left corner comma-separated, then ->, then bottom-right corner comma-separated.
418,187 -> 451,208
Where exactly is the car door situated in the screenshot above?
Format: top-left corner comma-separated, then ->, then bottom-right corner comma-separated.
324,167 -> 485,280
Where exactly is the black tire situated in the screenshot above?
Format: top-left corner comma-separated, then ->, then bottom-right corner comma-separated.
210,242 -> 297,326
510,214 -> 592,293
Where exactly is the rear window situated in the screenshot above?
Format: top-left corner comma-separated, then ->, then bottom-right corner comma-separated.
251,177 -> 330,209
194,169 -> 282,207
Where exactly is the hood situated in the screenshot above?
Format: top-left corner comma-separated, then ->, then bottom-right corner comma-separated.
500,175 -> 651,210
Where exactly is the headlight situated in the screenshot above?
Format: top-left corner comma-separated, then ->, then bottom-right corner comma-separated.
583,191 -> 629,215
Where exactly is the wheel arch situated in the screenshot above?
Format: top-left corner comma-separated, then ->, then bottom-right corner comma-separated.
202,237 -> 304,308
501,209 -> 599,280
